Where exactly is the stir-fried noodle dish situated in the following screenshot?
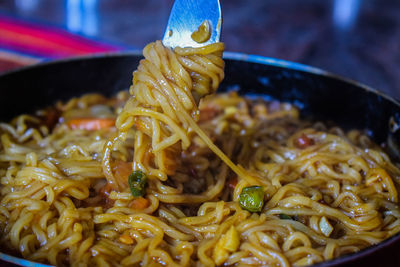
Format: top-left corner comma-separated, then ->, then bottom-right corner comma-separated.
1,40 -> 400,267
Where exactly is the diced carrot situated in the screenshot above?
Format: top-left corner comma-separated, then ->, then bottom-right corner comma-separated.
129,197 -> 150,210
112,161 -> 132,188
227,178 -> 238,190
99,183 -> 113,197
295,133 -> 314,149
67,118 -> 115,130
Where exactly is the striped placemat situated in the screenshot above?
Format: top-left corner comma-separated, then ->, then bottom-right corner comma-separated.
0,15 -> 128,72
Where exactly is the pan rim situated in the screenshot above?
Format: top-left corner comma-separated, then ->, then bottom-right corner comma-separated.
1,50 -> 398,106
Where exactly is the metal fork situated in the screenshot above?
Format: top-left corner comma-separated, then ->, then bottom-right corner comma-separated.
162,0 -> 222,49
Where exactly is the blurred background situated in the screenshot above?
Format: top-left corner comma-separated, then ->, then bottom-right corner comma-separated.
0,0 -> 399,97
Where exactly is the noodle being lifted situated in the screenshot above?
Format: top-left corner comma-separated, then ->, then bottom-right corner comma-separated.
102,40 -> 227,188
1,40 -> 400,267
103,40 -> 251,192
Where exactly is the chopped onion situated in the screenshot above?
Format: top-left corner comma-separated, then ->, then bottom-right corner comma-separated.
319,216 -> 333,237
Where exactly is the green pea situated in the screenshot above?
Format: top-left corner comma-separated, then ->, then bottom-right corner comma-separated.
128,170 -> 148,197
239,186 -> 264,212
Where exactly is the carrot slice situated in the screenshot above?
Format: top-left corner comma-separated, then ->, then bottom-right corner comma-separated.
112,161 -> 132,188
67,118 -> 115,130
129,197 -> 150,210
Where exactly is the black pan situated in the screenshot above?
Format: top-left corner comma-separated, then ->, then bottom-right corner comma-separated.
0,52 -> 399,266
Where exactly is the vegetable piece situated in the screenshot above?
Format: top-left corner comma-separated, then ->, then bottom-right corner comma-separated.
222,226 -> 240,252
319,216 -> 333,237
67,118 -> 115,130
239,186 -> 264,212
112,161 -> 132,188
129,197 -> 150,210
99,183 -> 113,197
295,133 -> 314,149
213,244 -> 229,266
212,226 -> 240,265
128,171 -> 148,197
279,214 -> 292,220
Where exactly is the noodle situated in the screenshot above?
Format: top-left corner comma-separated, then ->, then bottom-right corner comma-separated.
103,40 -> 255,193
0,41 -> 400,267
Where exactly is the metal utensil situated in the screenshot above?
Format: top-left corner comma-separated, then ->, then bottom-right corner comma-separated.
162,0 -> 222,48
